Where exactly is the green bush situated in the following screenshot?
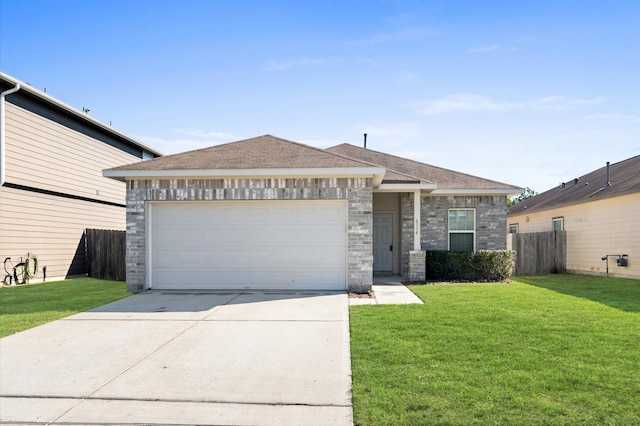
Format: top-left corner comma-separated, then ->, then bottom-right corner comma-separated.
425,251 -> 452,278
449,251 -> 475,280
426,250 -> 516,281
474,250 -> 516,281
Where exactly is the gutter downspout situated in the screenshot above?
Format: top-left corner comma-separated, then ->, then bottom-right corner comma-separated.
1,82 -> 21,186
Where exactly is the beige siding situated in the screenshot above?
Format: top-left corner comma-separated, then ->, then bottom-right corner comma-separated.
4,103 -> 138,204
0,186 -> 126,282
1,102 -> 140,282
508,193 -> 640,278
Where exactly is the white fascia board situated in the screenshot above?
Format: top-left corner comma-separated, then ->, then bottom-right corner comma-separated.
104,167 -> 387,182
0,72 -> 163,157
429,188 -> 523,196
375,183 -> 438,192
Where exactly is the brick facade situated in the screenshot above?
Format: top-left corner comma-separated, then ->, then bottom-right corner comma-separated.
124,177 -> 373,293
125,179 -> 507,290
421,195 -> 508,250
401,194 -> 508,279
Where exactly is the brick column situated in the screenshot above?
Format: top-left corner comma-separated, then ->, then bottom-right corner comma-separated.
409,250 -> 426,283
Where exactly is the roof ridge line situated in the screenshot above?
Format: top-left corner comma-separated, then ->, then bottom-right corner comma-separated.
330,143 -> 518,188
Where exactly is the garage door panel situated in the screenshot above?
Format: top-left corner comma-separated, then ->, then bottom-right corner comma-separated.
153,228 -> 181,244
200,225 -> 224,239
154,270 -> 177,287
201,208 -> 228,224
150,201 -> 347,290
250,227 -> 273,243
155,249 -> 201,265
314,207 -> 343,222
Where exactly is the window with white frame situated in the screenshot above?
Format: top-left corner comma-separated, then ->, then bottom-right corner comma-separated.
448,209 -> 475,252
552,217 -> 564,231
509,224 -> 519,234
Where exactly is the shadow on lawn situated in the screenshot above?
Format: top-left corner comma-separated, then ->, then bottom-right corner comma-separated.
515,274 -> 640,313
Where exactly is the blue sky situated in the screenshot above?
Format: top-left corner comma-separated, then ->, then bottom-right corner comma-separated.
1,0 -> 638,193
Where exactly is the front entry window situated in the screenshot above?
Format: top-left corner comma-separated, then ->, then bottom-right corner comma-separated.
448,209 -> 475,252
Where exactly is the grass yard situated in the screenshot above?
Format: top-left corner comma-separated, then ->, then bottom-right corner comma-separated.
0,278 -> 130,337
350,274 -> 640,425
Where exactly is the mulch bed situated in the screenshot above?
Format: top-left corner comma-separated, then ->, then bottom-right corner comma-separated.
348,290 -> 376,298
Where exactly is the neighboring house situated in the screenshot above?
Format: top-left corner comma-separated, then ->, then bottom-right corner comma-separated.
0,72 -> 162,282
508,156 -> 640,279
105,135 -> 521,293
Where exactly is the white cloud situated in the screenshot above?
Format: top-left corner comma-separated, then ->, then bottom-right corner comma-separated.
468,44 -> 517,53
137,129 -> 235,155
343,27 -> 439,47
395,71 -> 420,84
171,128 -> 235,139
535,95 -> 602,110
264,57 -> 338,71
583,113 -> 640,124
413,93 -> 602,114
358,122 -> 422,139
469,45 -> 500,53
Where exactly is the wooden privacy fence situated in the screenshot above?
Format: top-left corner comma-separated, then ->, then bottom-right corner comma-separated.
85,229 -> 126,281
509,231 -> 566,275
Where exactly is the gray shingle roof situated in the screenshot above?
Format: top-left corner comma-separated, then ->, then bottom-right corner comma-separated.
508,155 -> 640,215
106,135 -> 521,192
108,135 -> 374,171
327,143 -> 520,190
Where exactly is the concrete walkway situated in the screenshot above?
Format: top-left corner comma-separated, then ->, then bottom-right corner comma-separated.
349,276 -> 424,306
0,291 -> 352,425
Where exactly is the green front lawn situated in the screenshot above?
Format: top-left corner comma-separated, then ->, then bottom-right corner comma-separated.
350,275 -> 640,425
0,278 -> 130,337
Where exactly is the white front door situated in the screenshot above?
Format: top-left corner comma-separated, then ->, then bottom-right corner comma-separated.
373,212 -> 393,272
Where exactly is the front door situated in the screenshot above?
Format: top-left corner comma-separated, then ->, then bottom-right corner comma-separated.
373,212 -> 393,272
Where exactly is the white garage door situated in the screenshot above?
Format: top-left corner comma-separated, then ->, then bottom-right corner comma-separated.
149,200 -> 347,290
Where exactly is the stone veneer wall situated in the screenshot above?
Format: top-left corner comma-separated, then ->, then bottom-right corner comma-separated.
408,250 -> 426,282
400,194 -> 508,278
400,193 -> 414,280
125,177 -> 373,293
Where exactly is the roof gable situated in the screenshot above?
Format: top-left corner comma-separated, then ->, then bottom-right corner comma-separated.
327,143 -> 520,190
508,155 -> 640,215
109,135 -> 375,171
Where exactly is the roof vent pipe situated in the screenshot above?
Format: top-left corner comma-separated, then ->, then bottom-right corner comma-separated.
605,161 -> 611,188
364,133 -> 367,149
1,82 -> 21,186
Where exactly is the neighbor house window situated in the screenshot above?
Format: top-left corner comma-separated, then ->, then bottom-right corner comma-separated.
553,217 -> 564,231
448,209 -> 475,252
509,224 -> 519,234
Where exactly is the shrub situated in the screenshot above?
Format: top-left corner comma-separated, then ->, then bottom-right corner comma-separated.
474,250 -> 516,281
426,251 -> 452,279
449,251 -> 475,280
425,250 -> 516,282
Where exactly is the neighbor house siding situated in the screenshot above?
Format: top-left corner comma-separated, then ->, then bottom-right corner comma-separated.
124,177 -> 374,293
509,193 -> 640,278
4,103 -> 132,204
0,101 -> 144,282
0,186 -> 126,280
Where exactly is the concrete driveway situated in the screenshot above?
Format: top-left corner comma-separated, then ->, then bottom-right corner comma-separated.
0,290 -> 352,425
